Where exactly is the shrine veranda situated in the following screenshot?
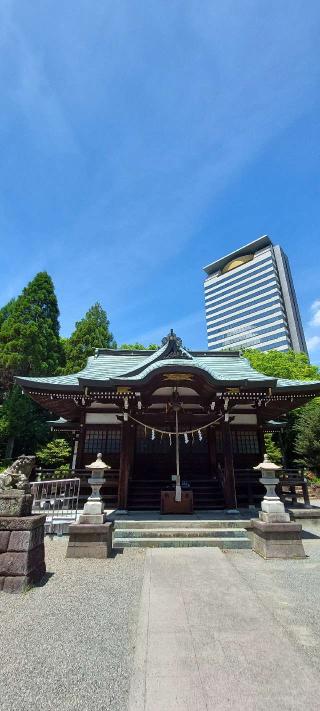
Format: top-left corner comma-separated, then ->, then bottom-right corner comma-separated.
15,331 -> 320,512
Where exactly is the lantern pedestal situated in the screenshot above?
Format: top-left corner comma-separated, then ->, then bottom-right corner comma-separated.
251,520 -> 305,559
66,454 -> 113,559
66,522 -> 113,559
251,455 -> 305,559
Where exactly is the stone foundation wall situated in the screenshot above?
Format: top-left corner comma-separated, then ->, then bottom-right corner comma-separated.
0,514 -> 46,592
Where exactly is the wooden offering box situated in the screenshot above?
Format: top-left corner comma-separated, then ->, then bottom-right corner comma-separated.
161,490 -> 193,514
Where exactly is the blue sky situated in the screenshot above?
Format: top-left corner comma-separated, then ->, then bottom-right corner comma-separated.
1,1 -> 320,360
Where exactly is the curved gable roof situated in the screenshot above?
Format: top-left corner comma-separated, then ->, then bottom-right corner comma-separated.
15,331 -> 320,394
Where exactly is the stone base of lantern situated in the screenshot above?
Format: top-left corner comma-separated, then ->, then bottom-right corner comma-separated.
77,499 -> 107,525
66,522 -> 113,559
251,519 -> 306,559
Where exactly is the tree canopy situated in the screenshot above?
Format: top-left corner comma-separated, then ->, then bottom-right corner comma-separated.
243,348 -> 320,380
294,400 -> 320,473
36,438 -> 72,468
0,272 -> 64,385
0,385 -> 50,457
63,302 -> 116,373
0,273 -> 63,458
119,343 -> 158,350
243,349 -> 320,469
0,298 -> 16,330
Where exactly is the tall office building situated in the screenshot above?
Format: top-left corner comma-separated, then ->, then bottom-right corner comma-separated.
204,236 -> 307,353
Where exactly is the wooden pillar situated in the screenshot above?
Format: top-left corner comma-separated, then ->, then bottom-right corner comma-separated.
207,426 -> 217,477
257,423 -> 265,458
118,421 -> 135,510
222,420 -> 237,509
71,433 -> 80,471
75,409 -> 86,469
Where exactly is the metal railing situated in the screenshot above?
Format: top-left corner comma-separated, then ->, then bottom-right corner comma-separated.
34,467 -> 120,507
31,477 -> 80,534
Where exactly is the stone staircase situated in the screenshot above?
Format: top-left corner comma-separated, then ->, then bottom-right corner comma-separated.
128,475 -> 225,510
113,520 -> 251,549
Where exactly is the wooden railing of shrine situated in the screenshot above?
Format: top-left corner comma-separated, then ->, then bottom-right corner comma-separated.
33,467 -> 310,510
234,468 -> 310,508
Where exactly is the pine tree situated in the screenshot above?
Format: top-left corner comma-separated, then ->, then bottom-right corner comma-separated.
63,302 -> 116,373
0,272 -> 64,385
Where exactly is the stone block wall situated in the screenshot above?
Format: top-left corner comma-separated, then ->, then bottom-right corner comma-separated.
0,514 -> 46,592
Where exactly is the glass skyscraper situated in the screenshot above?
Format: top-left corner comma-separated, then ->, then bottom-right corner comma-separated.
204,236 -> 307,353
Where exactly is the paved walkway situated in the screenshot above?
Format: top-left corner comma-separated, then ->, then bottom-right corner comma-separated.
129,548 -> 320,711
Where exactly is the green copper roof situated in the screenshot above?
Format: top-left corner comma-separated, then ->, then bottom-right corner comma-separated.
15,330 -> 320,393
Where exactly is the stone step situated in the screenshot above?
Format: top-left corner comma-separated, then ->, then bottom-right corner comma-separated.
114,519 -> 250,529
113,535 -> 251,549
113,527 -> 248,539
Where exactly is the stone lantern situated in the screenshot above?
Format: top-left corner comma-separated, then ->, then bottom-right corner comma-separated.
251,454 -> 305,559
253,454 -> 289,523
67,452 -> 113,558
78,453 -> 111,525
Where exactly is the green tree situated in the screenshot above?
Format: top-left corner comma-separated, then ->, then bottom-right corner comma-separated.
243,349 -> 319,380
36,438 -> 72,468
294,399 -> 320,473
244,349 -> 320,468
120,343 -> 158,350
63,303 -> 116,373
0,272 -> 64,386
264,433 -> 282,464
0,385 -> 50,457
0,298 -> 16,330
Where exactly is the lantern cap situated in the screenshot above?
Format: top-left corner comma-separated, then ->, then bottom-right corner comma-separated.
253,454 -> 282,472
85,453 -> 111,471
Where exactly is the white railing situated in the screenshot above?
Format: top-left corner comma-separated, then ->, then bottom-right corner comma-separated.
31,478 -> 80,534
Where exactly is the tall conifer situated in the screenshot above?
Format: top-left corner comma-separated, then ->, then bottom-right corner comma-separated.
0,272 -> 63,457
63,302 -> 116,373
0,272 -> 64,385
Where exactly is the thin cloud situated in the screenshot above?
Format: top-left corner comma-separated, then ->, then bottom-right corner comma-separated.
0,2 -> 319,346
306,299 -> 320,359
131,311 -> 206,349
307,335 -> 320,351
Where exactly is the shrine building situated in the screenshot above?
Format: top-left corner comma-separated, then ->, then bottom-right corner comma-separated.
15,330 -> 320,512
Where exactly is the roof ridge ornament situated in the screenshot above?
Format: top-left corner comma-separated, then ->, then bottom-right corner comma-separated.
161,329 -> 191,359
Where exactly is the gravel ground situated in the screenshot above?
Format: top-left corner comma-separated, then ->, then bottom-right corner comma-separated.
0,538 -> 146,711
1,530 -> 320,711
226,530 -> 320,673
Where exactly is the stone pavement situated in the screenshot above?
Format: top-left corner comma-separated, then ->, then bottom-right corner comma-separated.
129,548 -> 320,711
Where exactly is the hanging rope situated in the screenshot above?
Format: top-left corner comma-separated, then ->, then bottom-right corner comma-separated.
127,412 -> 224,436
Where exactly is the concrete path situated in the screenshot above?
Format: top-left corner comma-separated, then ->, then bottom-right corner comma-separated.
129,548 -> 320,711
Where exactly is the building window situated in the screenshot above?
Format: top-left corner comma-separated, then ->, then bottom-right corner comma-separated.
84,428 -> 121,454
232,431 -> 259,454
216,430 -> 259,455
